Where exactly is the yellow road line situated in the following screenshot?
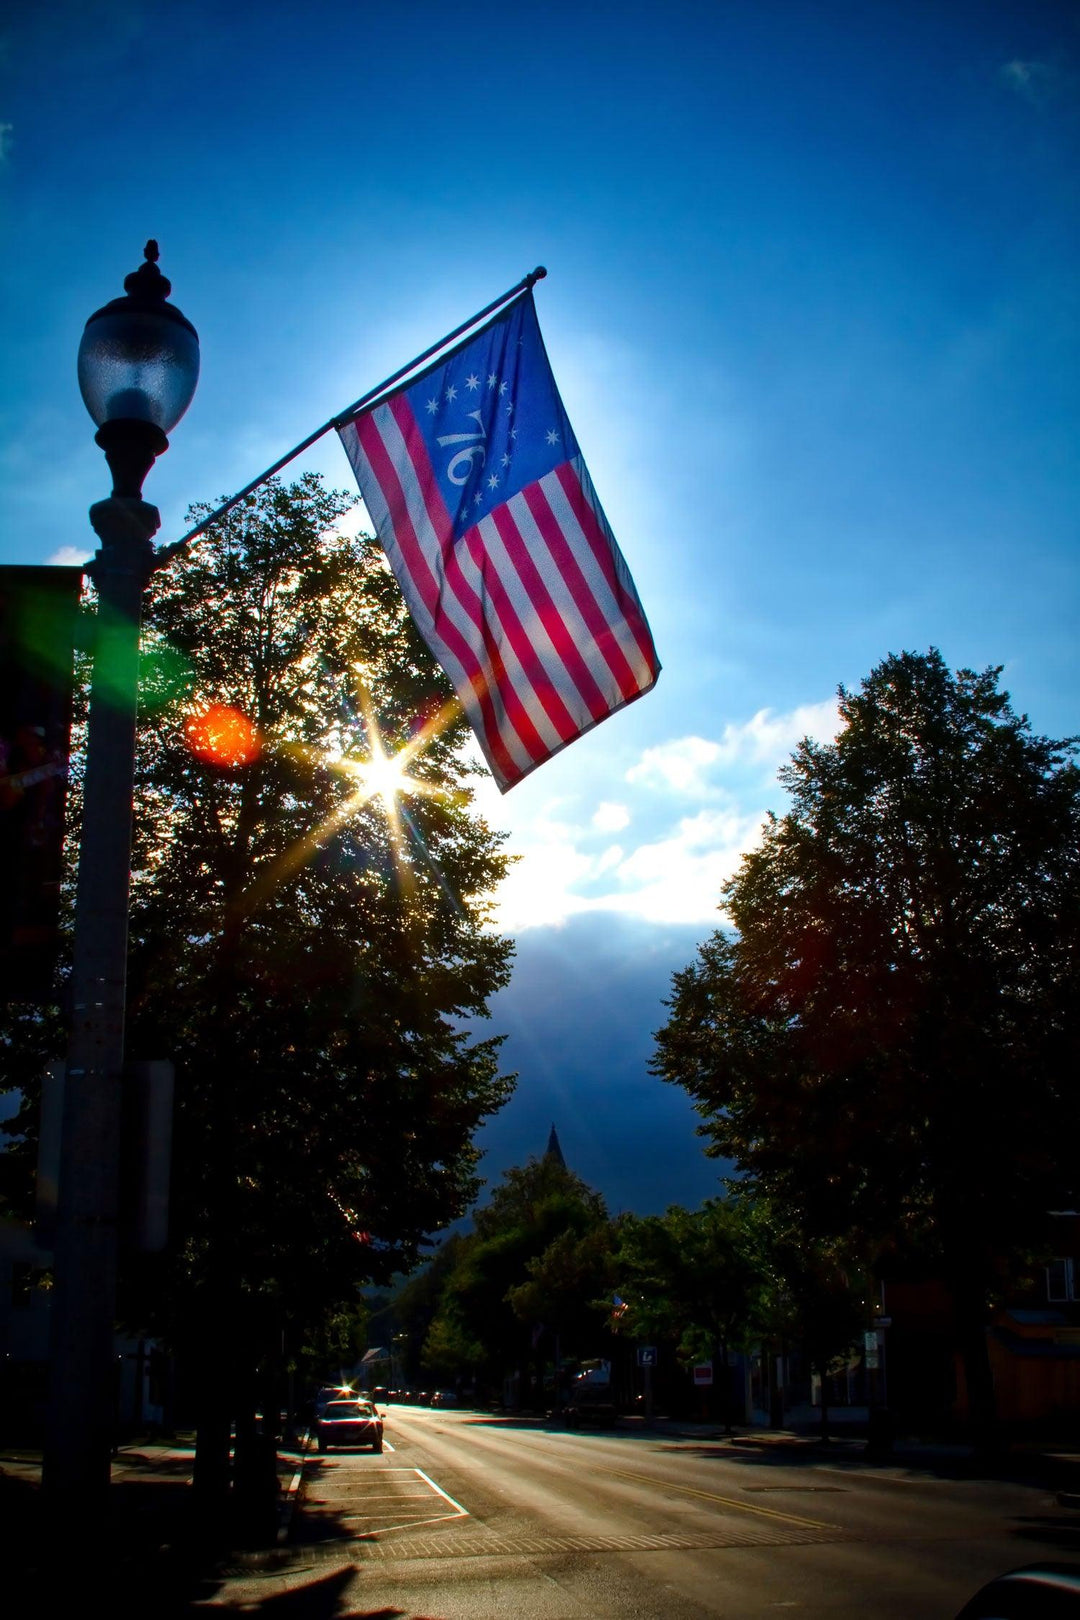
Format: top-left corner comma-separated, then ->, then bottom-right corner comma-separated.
597,1466 -> 838,1531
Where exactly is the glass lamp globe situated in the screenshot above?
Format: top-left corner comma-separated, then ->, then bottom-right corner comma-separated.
78,241 -> 200,435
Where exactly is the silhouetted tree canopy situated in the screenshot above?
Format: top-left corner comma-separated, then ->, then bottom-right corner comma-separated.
654,650 -> 1080,1300
3,475 -> 516,1385
422,1155 -> 610,1391
613,1197 -> 769,1368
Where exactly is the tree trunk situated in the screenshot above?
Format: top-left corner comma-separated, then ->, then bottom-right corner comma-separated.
818,1366 -> 830,1442
953,1274 -> 997,1452
191,1327 -> 232,1537
720,1342 -> 733,1435
769,1344 -> 785,1429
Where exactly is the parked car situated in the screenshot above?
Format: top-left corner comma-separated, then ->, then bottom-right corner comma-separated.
313,1382 -> 354,1416
553,1388 -> 618,1428
430,1391 -> 458,1408
316,1398 -> 384,1453
954,1563 -> 1080,1618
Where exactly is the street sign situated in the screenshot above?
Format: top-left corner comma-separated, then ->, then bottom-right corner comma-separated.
692,1362 -> 713,1386
637,1345 -> 657,1367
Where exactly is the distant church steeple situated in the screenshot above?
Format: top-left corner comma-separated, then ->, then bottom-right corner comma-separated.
544,1123 -> 566,1168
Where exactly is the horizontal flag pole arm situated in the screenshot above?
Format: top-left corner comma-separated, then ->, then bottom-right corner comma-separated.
153,266 -> 548,569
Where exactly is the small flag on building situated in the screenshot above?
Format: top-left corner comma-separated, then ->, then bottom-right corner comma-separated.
337,292 -> 659,791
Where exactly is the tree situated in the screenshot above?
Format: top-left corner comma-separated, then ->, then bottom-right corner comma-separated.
381,1233 -> 475,1388
426,1155 -> 610,1404
756,1217 -> 868,1439
653,650 -> 1080,1436
614,1198 -> 768,1427
3,476 -> 515,1507
506,1221 -> 616,1361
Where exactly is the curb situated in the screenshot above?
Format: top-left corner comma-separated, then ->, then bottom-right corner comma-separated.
277,1430 -> 315,1545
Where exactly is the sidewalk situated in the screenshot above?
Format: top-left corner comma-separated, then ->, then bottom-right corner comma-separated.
643,1415 -> 1080,1494
0,1434 -> 309,1609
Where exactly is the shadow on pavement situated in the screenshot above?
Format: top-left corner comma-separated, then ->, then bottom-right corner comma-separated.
291,1453 -> 393,1543
460,1414 -> 550,1431
656,1434 -> 1078,1490
193,1567 -> 403,1617
1008,1514 -> 1080,1553
111,1451 -> 203,1476
1,1455 -> 319,1615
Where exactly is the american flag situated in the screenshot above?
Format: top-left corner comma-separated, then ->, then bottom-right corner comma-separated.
337,292 -> 659,792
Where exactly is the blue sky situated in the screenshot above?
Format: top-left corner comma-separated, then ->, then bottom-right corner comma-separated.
2,1 -> 1077,1214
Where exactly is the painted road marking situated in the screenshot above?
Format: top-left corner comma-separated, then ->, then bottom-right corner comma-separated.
302,1464 -> 470,1540
414,1466 -> 469,1518
596,1465 -> 839,1530
324,1492 -> 435,1500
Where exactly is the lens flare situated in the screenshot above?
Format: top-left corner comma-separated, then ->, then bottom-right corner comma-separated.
358,741 -> 408,807
139,636 -> 196,711
185,704 -> 261,768
228,687 -> 464,922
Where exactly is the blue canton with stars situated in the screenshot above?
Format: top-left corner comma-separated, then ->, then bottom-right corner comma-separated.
402,293 -> 580,541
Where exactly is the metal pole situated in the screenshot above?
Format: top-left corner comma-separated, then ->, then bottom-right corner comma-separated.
42,494 -> 158,1511
155,266 -> 547,566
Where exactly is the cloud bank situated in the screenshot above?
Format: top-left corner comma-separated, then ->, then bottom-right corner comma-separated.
473,696 -> 840,932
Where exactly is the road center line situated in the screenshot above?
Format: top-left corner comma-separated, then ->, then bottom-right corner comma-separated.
596,1466 -> 839,1530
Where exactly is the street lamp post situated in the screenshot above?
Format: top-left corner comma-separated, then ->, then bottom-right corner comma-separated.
43,243 -> 198,1510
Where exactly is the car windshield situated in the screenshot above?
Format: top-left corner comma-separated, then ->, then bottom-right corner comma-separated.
324,1400 -> 367,1418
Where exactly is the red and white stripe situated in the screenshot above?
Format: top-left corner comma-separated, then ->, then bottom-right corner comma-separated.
339,398 -> 659,791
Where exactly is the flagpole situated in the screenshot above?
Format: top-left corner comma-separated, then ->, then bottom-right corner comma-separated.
154,267 -> 547,569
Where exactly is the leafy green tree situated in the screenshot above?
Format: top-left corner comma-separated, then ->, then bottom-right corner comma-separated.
756,1218 -> 868,1437
507,1221 -> 616,1356
380,1233 -> 477,1387
614,1198 -> 768,1426
428,1155 -> 609,1404
3,476 -> 515,1502
291,1299 -> 370,1410
420,1308 -> 484,1387
653,650 -> 1080,1437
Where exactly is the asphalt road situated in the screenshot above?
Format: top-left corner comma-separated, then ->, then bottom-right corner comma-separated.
202,1408 -> 1080,1617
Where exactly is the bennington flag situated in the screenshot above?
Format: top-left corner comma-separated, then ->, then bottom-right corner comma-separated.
337,292 -> 659,792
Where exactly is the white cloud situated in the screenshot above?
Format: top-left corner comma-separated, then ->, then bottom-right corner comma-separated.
627,736 -> 721,796
1000,59 -> 1059,105
489,826 -> 595,930
466,696 -> 839,932
626,700 -> 840,796
711,699 -> 841,766
592,800 -> 630,833
604,807 -> 765,925
485,802 -> 767,932
46,544 -> 93,567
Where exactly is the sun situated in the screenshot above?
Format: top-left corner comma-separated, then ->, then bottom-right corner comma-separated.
322,731 -> 422,811
230,683 -> 463,922
352,736 -> 410,807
